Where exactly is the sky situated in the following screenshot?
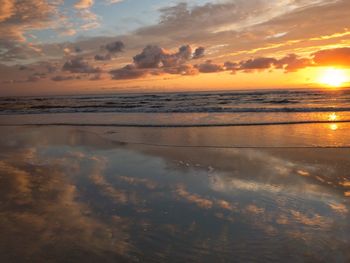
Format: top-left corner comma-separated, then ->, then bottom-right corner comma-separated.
1,0 -> 350,95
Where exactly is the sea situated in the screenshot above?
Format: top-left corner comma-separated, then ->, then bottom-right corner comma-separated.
1,88 -> 350,127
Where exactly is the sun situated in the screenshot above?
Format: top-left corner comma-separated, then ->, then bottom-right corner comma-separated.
318,68 -> 348,87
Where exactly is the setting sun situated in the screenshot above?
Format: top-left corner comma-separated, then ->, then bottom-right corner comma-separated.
318,68 -> 348,87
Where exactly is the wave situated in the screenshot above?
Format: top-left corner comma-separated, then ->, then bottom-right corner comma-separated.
2,119 -> 350,127
1,106 -> 350,115
1,89 -> 350,120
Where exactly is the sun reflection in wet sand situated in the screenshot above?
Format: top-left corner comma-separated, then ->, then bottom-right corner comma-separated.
327,113 -> 339,131
329,123 -> 338,131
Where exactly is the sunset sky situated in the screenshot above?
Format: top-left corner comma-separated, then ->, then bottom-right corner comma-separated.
1,0 -> 350,95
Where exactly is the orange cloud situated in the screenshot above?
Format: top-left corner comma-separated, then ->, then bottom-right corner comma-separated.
0,0 -> 61,43
0,0 -> 14,22
313,47 -> 350,67
74,0 -> 94,9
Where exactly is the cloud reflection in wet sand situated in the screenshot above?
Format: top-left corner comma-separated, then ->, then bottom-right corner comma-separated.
0,156 -> 132,262
0,126 -> 349,262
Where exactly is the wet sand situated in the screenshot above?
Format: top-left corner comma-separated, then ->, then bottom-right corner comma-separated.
0,125 -> 349,262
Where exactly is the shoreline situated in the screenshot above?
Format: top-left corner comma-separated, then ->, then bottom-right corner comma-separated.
1,119 -> 350,127
2,121 -> 348,148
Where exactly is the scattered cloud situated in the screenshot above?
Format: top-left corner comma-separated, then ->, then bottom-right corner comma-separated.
94,41 -> 125,61
196,60 -> 224,73
60,29 -> 77,36
239,57 -> 278,72
105,40 -> 125,53
0,0 -> 14,22
276,54 -> 312,72
51,75 -> 77,81
94,54 -> 111,61
131,45 -> 197,69
164,64 -> 198,76
224,61 -> 239,71
62,57 -> 101,74
1,0 -> 350,90
110,64 -> 151,80
193,47 -> 205,59
0,0 -> 62,43
74,0 -> 94,10
109,44 -> 207,79
103,44 -> 350,81
133,45 -> 164,69
89,73 -> 103,81
75,46 -> 83,53
105,0 -> 124,4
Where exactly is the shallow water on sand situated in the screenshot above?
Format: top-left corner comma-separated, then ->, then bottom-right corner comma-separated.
0,126 -> 349,262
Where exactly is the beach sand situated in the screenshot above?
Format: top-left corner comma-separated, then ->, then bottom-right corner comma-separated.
0,125 -> 349,262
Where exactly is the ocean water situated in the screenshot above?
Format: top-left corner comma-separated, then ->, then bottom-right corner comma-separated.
2,89 -> 350,114
1,89 -> 350,127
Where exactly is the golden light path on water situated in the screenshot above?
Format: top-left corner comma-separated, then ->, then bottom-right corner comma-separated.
328,113 -> 338,130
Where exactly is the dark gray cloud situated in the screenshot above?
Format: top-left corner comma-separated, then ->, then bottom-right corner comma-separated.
62,57 -> 101,73
164,64 -> 198,75
133,44 -> 202,69
47,64 -> 57,73
133,45 -> 164,68
75,46 -> 83,53
178,45 -> 192,60
110,44 -> 206,79
224,61 -> 239,71
94,54 -> 111,61
18,65 -> 31,71
193,47 -> 205,59
94,41 -> 125,61
196,60 -> 224,73
161,45 -> 192,67
51,75 -> 76,81
105,40 -> 125,53
239,57 -> 278,71
110,64 -> 150,80
109,43 -> 322,81
224,54 -> 313,72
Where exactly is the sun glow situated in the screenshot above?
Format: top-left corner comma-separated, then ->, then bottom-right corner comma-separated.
318,68 -> 348,87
